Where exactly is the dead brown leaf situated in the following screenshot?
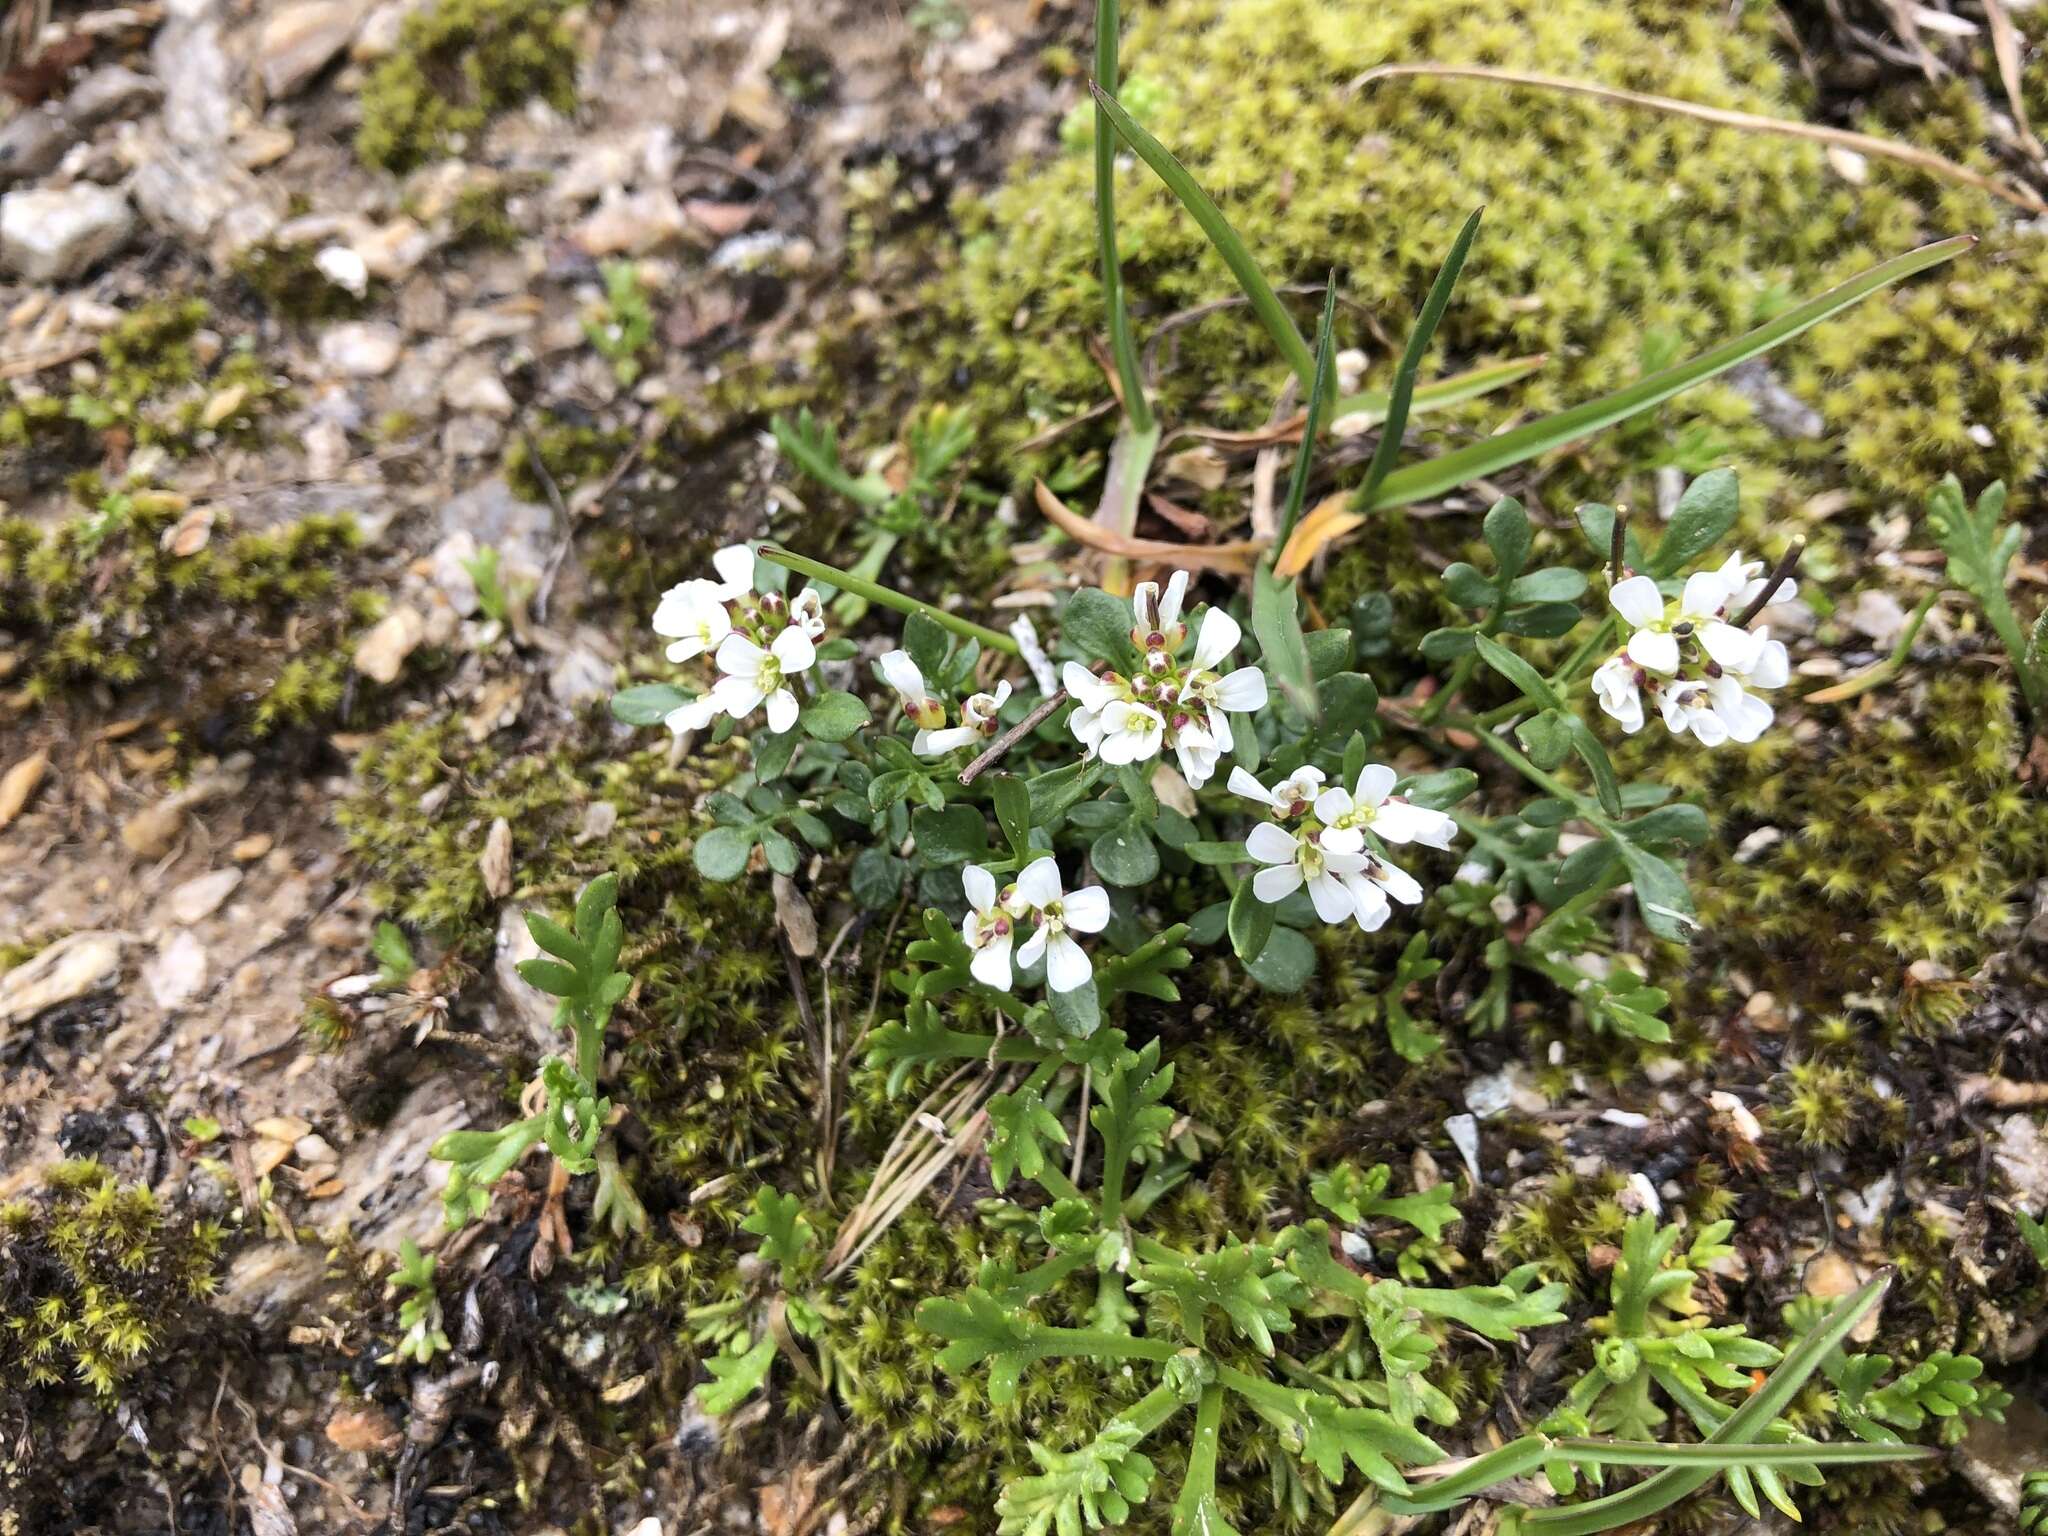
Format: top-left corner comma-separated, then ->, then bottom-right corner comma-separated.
1033,481 -> 1263,574
480,817 -> 513,900
0,750 -> 48,830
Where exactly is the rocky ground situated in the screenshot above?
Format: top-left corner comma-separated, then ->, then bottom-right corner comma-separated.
3,0 -> 2048,1534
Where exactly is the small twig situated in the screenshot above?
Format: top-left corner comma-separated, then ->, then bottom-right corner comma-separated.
1730,538 -> 1805,629
958,686 -> 1071,785
1608,504 -> 1627,586
1349,61 -> 2048,215
1984,0 -> 2047,164
520,426 -> 574,625
1068,1065 -> 1092,1185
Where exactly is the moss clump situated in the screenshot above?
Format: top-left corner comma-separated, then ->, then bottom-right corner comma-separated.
0,496 -> 373,732
1662,672 -> 2048,1000
0,1161 -> 223,1404
504,412 -> 633,504
918,0 -> 2036,514
356,0 -> 580,174
231,241 -> 370,322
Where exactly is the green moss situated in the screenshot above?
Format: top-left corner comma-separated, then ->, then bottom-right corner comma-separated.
1657,672 -> 2048,1001
356,0 -> 580,174
0,1160 -> 223,1404
504,413 -> 633,503
231,240 -> 370,321
1,499 -> 373,735
912,0 -> 2036,520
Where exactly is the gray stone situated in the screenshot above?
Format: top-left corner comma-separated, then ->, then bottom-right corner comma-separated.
439,477 -> 554,578
318,320 -> 403,377
255,0 -> 363,98
64,66 -> 164,130
0,185 -> 134,282
0,932 -> 124,1032
0,110 -> 75,185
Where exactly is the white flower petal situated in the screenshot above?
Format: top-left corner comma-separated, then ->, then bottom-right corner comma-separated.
1743,633 -> 1789,689
711,544 -> 756,597
1245,822 -> 1299,866
771,625 -> 816,674
1062,885 -> 1111,933
1626,629 -> 1680,675
1016,924 -> 1047,970
1158,570 -> 1189,628
1698,621 -> 1761,671
1211,666 -> 1268,712
664,695 -> 720,734
1343,876 -> 1391,931
1320,825 -> 1365,856
716,632 -> 767,680
1012,857 -> 1063,910
1352,763 -> 1396,807
1044,932 -> 1093,993
1680,569 -> 1733,621
1371,859 -> 1424,906
1063,662 -> 1117,711
1252,862 -> 1304,903
877,649 -> 926,701
1610,574 -> 1665,628
1375,801 -> 1456,849
914,726 -> 980,756
1228,767 -> 1277,808
1312,787 -> 1354,825
712,674 -> 766,719
963,864 -> 997,911
1307,871 -> 1355,924
765,687 -> 799,734
1190,607 -> 1241,670
969,935 -> 1013,991
1709,676 -> 1774,743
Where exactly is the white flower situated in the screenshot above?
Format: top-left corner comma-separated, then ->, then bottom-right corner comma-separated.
652,579 -> 732,663
1611,571 -> 1736,674
878,650 -> 944,726
1715,549 -> 1798,614
1592,655 -> 1645,734
1011,858 -> 1111,993
789,587 -> 827,639
663,692 -> 721,736
1313,764 -> 1457,855
963,681 -> 1012,730
960,864 -> 1019,990
1010,614 -> 1059,695
1656,678 -> 1731,747
1244,821 -> 1368,923
708,544 -> 757,600
1171,719 -> 1223,789
711,626 -> 816,734
1096,699 -> 1165,765
1705,674 -> 1773,743
1229,765 -> 1326,817
1738,627 -> 1789,689
1132,570 -> 1189,639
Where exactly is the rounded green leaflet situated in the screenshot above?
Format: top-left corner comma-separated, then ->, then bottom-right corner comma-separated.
693,825 -> 754,881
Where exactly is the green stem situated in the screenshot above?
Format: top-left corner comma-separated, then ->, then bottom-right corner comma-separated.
1804,589 -> 1938,705
828,530 -> 901,624
1549,1438 -> 1933,1469
1113,1381 -> 1189,1440
758,545 -> 1019,655
1378,1435 -> 1554,1516
1469,615 -> 1619,731
1094,0 -> 1153,437
1173,1383 -> 1228,1533
1030,1324 -> 1179,1364
1454,716 -> 1614,832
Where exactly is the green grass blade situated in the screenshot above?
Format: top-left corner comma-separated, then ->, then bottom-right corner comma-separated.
1093,0 -> 1152,434
1550,1438 -> 1935,1469
1356,206 -> 1483,509
1333,353 -> 1547,428
1091,84 -> 1319,391
1377,1436 -> 1553,1515
1364,236 -> 1973,512
1523,1271 -> 1895,1536
1273,277 -> 1341,556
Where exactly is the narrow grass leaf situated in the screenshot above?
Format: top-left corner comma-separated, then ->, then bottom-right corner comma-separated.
1364,236 -> 1973,512
1356,207 -> 1483,509
1274,278 -> 1341,556
1091,85 -> 1319,390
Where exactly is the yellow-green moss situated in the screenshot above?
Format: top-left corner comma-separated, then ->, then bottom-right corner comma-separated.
0,1160 -> 223,1403
0,498 -> 373,732
917,0 -> 2038,515
356,0 -> 580,174
231,241 -> 371,321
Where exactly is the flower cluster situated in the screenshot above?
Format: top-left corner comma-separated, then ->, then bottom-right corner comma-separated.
958,859 -> 1111,994
1593,553 -> 1792,747
878,650 -> 1013,758
1231,763 -> 1456,930
1064,572 -> 1268,787
652,544 -> 826,735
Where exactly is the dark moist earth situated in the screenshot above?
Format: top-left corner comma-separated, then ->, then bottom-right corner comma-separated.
1,0 -> 2046,1533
